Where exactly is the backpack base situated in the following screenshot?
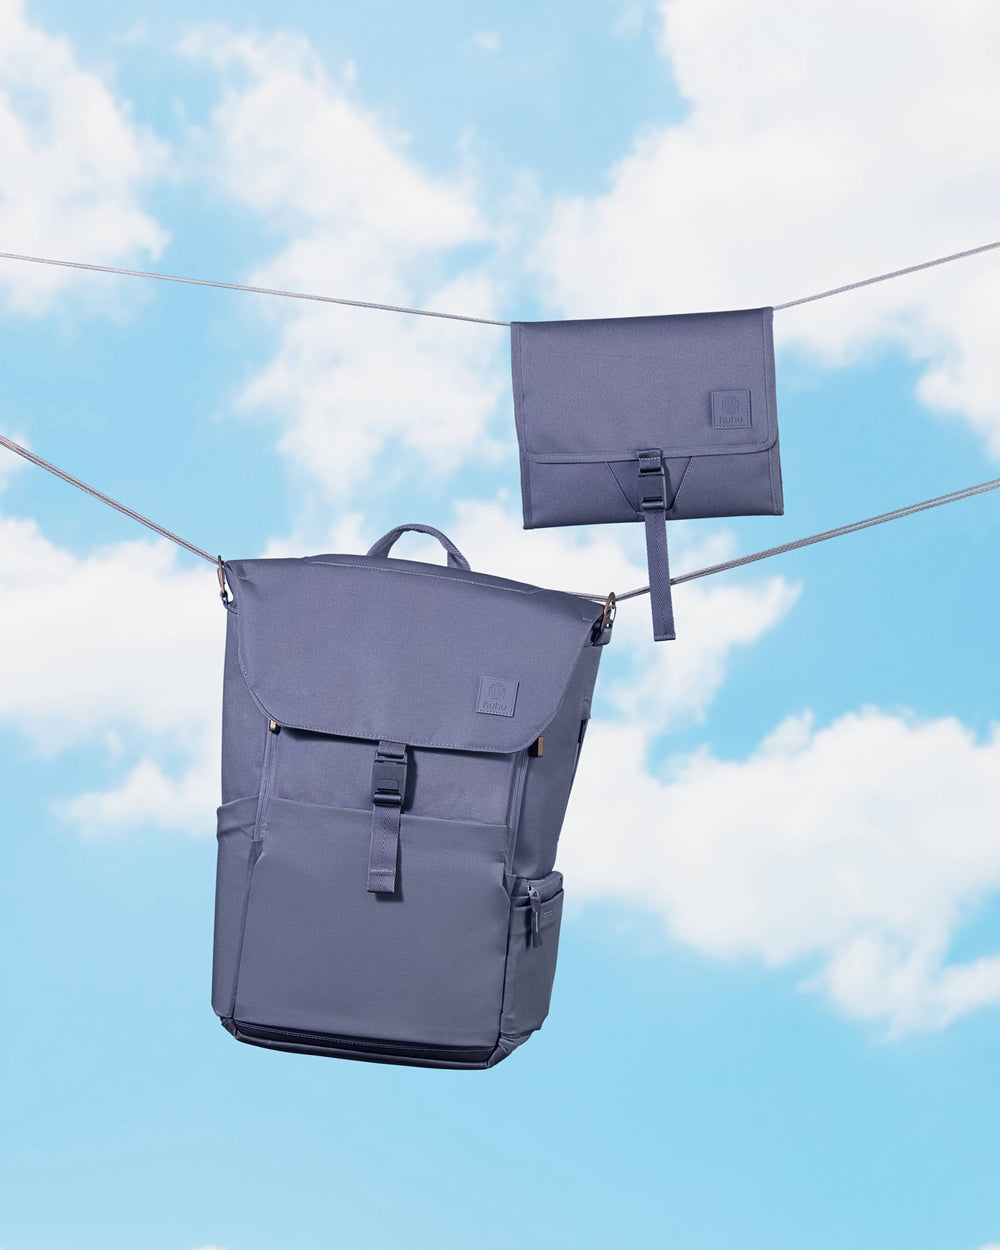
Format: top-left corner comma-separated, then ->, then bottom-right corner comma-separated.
221,1017 -> 518,1070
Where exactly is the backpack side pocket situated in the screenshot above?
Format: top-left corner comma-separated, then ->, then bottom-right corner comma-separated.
501,871 -> 565,1043
211,795 -> 260,1018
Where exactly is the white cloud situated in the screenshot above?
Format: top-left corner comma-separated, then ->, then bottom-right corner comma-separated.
180,26 -> 507,493
0,510 -> 223,833
607,568 -> 798,732
58,744 -> 219,839
472,30 -> 501,52
259,510 -> 371,561
563,708 -> 1000,1035
179,27 -> 480,246
535,0 -> 1000,450
238,275 -> 508,488
0,0 -> 167,313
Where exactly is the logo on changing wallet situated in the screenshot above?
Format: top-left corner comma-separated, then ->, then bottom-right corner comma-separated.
476,676 -> 519,717
711,389 -> 752,429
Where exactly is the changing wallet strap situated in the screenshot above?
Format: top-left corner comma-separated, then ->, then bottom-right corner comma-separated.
637,451 -> 676,642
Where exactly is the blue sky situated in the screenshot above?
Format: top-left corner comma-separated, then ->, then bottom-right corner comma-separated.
1,1 -> 999,1247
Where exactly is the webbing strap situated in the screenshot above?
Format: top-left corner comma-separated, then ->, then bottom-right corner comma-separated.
638,451 -> 676,641
368,741 -> 408,894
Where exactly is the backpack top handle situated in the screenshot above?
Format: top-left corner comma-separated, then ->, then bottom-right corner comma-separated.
366,523 -> 472,572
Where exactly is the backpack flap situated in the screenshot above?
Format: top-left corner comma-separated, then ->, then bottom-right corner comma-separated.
510,307 -> 783,641
226,553 -> 604,754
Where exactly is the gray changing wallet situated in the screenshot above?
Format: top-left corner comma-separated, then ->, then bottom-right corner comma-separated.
511,307 -> 783,640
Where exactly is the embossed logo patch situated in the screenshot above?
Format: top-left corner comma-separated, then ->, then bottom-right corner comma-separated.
476,676 -> 519,717
711,389 -> 752,429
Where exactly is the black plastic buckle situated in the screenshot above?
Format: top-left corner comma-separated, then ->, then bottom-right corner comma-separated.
372,743 -> 408,808
638,452 -> 666,512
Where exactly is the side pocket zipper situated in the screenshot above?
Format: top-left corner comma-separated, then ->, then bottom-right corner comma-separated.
505,747 -> 531,873
527,885 -> 542,948
252,720 -> 281,842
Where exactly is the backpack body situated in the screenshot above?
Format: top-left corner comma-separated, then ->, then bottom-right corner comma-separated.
211,529 -> 612,1068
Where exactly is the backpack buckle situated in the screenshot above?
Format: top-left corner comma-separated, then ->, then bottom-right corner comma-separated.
368,742 -> 409,894
637,451 -> 666,512
372,742 -> 408,808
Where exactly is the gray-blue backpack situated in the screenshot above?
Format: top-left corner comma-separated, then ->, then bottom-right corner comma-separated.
212,524 -> 614,1068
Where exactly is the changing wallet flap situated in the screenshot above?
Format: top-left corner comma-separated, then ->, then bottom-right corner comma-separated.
226,554 -> 603,754
511,307 -> 777,464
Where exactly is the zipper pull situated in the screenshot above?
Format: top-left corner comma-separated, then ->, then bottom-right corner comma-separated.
528,885 -> 543,948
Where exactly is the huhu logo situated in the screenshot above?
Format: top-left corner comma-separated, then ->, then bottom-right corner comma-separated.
711,389 -> 751,429
476,676 -> 519,717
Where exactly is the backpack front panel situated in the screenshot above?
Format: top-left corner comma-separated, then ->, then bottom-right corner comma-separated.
234,793 -> 512,1047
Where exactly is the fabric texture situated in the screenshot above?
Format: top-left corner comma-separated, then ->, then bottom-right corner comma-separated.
510,307 -> 783,639
212,526 -> 613,1069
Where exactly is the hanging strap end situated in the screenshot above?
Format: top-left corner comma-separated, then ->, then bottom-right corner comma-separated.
636,450 -> 676,643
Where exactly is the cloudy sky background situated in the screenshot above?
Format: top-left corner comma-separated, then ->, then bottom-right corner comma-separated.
1,1 -> 999,1247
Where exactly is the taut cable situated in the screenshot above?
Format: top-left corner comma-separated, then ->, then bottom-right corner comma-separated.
2,238 -> 998,323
